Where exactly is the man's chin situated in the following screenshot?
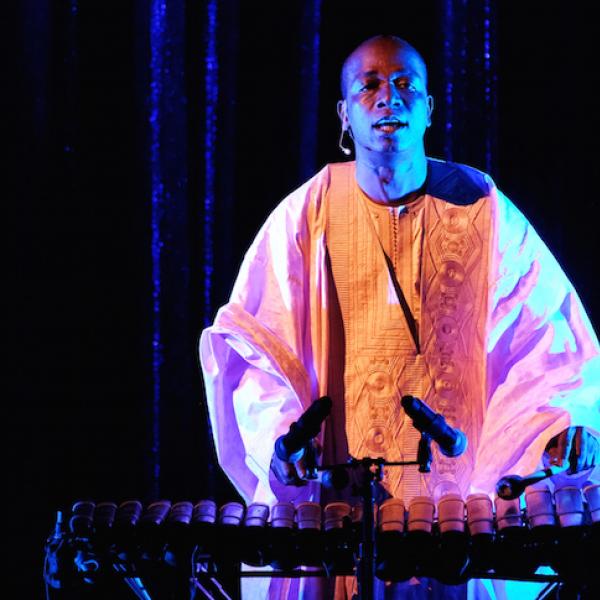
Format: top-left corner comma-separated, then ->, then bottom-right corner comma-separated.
366,140 -> 403,155
372,135 -> 421,155
356,137 -> 420,160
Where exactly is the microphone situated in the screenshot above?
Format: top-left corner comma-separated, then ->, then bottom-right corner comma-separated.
495,464 -> 569,500
338,128 -> 352,155
275,396 -> 332,463
400,395 -> 467,457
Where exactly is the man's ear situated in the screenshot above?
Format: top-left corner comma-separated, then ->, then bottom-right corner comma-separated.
337,99 -> 348,129
426,95 -> 434,127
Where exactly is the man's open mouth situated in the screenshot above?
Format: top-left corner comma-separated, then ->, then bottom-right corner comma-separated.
373,116 -> 407,133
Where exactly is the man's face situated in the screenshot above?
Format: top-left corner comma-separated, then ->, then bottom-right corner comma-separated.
338,40 -> 433,158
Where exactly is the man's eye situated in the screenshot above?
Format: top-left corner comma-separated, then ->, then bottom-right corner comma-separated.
360,81 -> 379,92
395,79 -> 416,91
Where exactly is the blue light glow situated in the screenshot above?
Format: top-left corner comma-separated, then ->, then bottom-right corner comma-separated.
299,0 -> 321,180
443,0 -> 454,161
149,0 -> 167,495
203,0 -> 218,327
483,0 -> 495,174
549,312 -> 577,354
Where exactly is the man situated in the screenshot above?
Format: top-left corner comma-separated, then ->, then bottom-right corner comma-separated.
200,36 -> 600,598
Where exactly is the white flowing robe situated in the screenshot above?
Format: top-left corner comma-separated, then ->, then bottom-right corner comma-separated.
199,160 -> 600,598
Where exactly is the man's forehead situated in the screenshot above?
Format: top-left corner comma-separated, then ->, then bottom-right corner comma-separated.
347,44 -> 424,79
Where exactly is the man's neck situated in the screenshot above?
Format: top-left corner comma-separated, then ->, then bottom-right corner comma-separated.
355,150 -> 428,204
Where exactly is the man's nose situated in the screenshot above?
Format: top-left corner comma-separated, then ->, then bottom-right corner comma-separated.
376,81 -> 401,108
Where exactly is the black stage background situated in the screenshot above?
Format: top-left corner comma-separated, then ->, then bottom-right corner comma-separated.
7,1 -> 600,597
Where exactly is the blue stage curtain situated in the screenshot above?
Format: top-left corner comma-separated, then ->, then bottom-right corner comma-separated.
441,0 -> 498,175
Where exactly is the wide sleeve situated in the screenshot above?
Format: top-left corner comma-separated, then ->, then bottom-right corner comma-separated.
472,189 -> 600,493
199,174 -> 328,506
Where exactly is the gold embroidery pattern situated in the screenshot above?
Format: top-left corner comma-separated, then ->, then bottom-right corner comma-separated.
344,189 -> 427,499
420,200 -> 491,498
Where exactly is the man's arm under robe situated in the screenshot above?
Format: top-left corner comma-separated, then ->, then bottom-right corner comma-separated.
199,173 -> 331,506
472,189 -> 600,493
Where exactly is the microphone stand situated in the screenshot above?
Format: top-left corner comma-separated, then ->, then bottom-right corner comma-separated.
315,432 -> 433,600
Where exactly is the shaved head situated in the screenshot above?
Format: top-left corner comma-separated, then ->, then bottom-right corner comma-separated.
336,33 -> 433,163
340,35 -> 428,99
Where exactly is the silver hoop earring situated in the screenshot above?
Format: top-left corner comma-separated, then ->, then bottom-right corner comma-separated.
338,128 -> 352,156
